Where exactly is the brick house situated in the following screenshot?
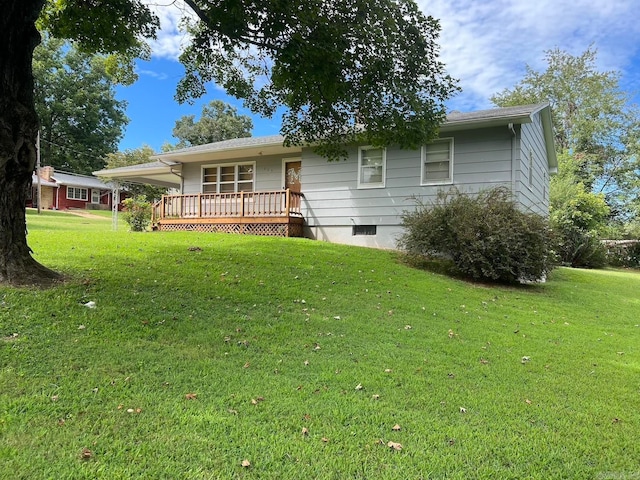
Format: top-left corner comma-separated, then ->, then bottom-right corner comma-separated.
28,166 -> 122,211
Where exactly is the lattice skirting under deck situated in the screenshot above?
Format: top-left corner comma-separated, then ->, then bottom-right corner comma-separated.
156,222 -> 304,237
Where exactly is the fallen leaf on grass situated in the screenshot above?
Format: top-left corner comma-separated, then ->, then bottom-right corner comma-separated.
404,325 -> 412,330
243,362 -> 250,369
185,393 -> 198,400
479,359 -> 489,365
241,459 -> 251,468
448,329 -> 455,338
459,407 -> 467,414
372,394 -> 380,400
51,395 -> 59,402
321,437 -> 329,443
384,369 -> 392,373
302,427 -> 309,436
392,424 -> 402,431
521,356 -> 531,364
78,325 -> 86,330
304,360 -> 309,366
612,417 -> 621,423
525,399 -> 532,405
387,441 -> 403,451
355,383 -> 364,391
80,448 -> 93,460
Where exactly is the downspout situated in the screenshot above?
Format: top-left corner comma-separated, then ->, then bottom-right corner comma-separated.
158,159 -> 184,193
508,123 -> 517,194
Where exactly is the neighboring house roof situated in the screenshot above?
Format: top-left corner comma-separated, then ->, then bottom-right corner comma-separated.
93,103 -> 557,183
31,174 -> 57,188
52,171 -> 114,190
32,170 -> 114,190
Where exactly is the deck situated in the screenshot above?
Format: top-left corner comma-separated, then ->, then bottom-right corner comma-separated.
151,190 -> 304,237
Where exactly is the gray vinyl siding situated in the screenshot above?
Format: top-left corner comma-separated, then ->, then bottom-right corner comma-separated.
518,112 -> 550,215
181,154 -> 298,194
300,126 -> 516,248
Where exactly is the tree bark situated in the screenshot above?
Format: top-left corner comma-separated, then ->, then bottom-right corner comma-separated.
0,0 -> 60,285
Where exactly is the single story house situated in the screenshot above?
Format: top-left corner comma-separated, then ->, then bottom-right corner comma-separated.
94,103 -> 557,249
28,166 -> 122,211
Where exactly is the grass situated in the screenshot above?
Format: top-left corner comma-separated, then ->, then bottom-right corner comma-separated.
1,210 -> 639,479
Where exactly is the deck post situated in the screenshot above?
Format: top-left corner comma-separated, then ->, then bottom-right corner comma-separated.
285,189 -> 291,218
240,191 -> 245,217
160,195 -> 166,220
197,193 -> 201,218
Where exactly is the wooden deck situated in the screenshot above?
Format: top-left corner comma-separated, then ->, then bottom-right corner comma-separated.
151,190 -> 304,237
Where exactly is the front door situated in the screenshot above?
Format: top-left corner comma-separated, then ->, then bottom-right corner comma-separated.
284,160 -> 302,193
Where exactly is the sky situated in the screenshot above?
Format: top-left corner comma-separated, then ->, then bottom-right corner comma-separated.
116,0 -> 640,152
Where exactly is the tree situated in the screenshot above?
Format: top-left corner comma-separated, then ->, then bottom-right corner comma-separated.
2,0 -> 458,285
171,100 -> 252,149
103,145 -> 167,202
491,47 -> 640,214
34,34 -> 128,175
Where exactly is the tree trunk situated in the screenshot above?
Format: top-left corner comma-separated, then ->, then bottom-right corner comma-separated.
0,0 -> 60,285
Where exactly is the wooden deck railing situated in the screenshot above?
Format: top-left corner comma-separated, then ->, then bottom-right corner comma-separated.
152,189 -> 303,224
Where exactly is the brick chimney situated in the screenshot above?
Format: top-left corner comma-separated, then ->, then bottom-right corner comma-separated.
39,166 -> 54,181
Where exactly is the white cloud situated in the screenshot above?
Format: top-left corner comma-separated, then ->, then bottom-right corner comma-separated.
142,0 -> 193,60
418,0 -> 640,110
136,68 -> 168,80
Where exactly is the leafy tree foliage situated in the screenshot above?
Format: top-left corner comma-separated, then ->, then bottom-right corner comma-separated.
550,153 -> 610,267
177,0 -> 460,160
491,47 -> 640,218
171,100 -> 252,149
33,35 -> 128,175
2,0 -> 458,284
103,145 -> 167,202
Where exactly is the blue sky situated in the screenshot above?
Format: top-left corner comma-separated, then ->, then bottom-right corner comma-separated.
117,0 -> 640,152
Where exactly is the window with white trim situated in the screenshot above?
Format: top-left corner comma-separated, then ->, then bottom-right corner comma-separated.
91,189 -> 100,204
422,138 -> 453,184
67,186 -> 88,201
202,163 -> 255,193
358,147 -> 386,188
528,148 -> 534,188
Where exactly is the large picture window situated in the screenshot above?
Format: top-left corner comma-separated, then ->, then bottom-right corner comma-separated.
67,186 -> 88,201
358,147 -> 386,188
422,138 -> 453,184
202,163 -> 255,193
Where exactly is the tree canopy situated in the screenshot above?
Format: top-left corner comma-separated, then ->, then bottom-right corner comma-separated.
171,100 -> 253,150
491,47 -> 640,217
33,35 -> 128,175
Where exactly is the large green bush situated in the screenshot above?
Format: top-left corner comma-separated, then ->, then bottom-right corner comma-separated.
398,188 -> 554,283
122,195 -> 152,232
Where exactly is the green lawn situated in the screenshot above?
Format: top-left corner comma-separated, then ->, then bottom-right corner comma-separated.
1,211 -> 639,479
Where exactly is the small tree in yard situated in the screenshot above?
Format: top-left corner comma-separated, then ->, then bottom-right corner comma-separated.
398,188 -> 554,283
122,196 -> 151,232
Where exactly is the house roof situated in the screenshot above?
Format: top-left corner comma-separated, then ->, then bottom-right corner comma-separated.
93,103 -> 557,183
94,160 -> 182,188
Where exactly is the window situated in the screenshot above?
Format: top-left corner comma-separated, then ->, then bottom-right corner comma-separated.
91,189 -> 100,204
528,148 -> 534,188
422,138 -> 453,184
67,186 -> 88,201
358,147 -> 386,188
202,163 -> 255,193
352,225 -> 377,236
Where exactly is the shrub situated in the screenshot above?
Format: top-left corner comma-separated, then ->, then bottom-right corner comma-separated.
604,240 -> 640,268
398,187 -> 554,283
122,195 -> 152,232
